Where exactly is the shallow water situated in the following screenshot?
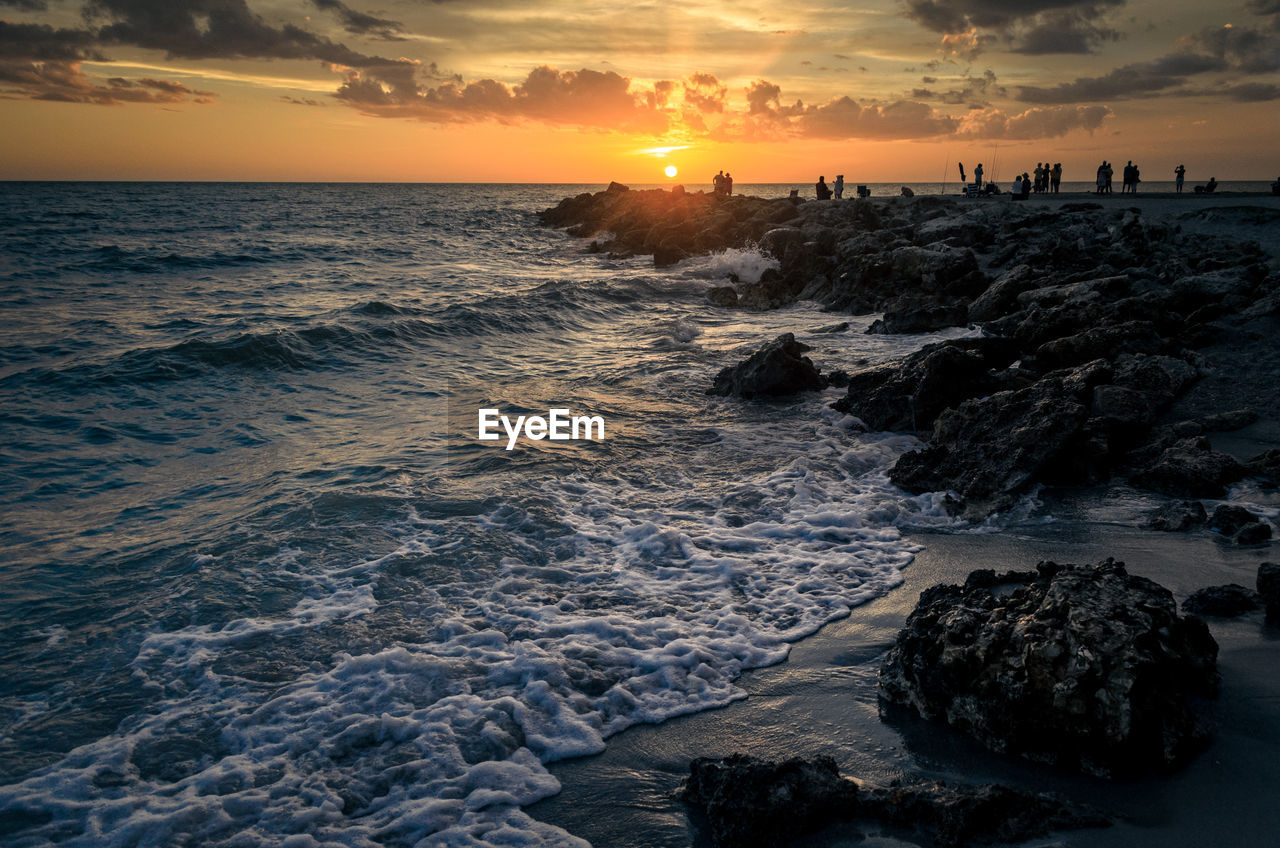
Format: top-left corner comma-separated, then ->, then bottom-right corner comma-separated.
0,183 -> 993,846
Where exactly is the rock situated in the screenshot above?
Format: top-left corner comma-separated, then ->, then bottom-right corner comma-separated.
888,361 -> 1106,512
708,333 -> 825,398
1183,584 -> 1263,617
1145,500 -> 1208,532
653,242 -> 688,267
1129,438 -> 1246,498
879,559 -> 1219,777
809,321 -> 849,334
967,264 -> 1038,323
679,755 -> 855,847
605,180 -> 629,193
1209,504 -> 1264,537
678,754 -> 1108,848
706,285 -> 738,307
826,369 -> 850,388
832,338 -> 1019,432
866,302 -> 969,335
1258,563 -> 1280,622
1201,408 -> 1258,431
1246,449 -> 1280,488
1234,522 -> 1273,545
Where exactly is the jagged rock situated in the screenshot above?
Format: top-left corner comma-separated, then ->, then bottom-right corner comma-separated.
706,285 -> 738,307
708,333 -> 825,398
1247,449 -> 1280,488
888,361 -> 1108,512
967,264 -> 1039,323
1183,584 -> 1263,617
1129,438 -> 1246,498
809,321 -> 849,334
866,302 -> 969,335
1145,500 -> 1208,532
832,338 -> 1019,432
879,559 -> 1219,777
1234,522 -> 1273,545
606,180 -> 629,193
1258,563 -> 1280,622
1209,504 -> 1264,537
1201,409 -> 1258,431
678,754 -> 1108,848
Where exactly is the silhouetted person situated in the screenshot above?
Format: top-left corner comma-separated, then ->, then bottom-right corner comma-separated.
1096,161 -> 1106,195
1272,176 -> 1280,196
1206,176 -> 1218,193
833,175 -> 844,199
1051,162 -> 1062,193
815,176 -> 832,199
713,170 -> 724,195
1175,164 -> 1186,194
974,163 -> 984,191
1104,161 -> 1113,194
1121,160 -> 1134,194
725,173 -> 733,196
1130,163 -> 1139,194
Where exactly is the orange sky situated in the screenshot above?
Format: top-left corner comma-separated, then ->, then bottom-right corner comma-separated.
2,0 -> 1278,181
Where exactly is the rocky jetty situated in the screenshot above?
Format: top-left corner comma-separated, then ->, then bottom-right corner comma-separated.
878,559 -> 1219,777
679,753 -> 1108,848
541,187 -> 1280,517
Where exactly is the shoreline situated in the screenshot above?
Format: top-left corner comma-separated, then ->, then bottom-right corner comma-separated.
532,511 -> 1279,847
529,186 -> 1280,845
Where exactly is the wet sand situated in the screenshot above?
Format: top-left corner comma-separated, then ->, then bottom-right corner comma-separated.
532,510 -> 1279,847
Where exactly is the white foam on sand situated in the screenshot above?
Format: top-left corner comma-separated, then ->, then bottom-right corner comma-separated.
0,406 -> 964,847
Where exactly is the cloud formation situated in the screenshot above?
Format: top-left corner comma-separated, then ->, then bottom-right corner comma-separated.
309,0 -> 403,39
335,64 -> 671,133
904,0 -> 1127,55
1016,21 -> 1280,102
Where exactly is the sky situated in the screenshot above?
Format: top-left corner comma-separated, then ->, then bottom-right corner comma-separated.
1,0 -> 1278,181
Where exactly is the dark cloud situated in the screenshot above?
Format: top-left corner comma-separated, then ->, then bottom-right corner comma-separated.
0,20 -> 101,61
335,64 -> 670,133
84,0 -> 405,69
281,95 -> 326,105
309,0 -> 404,39
904,0 -> 1123,32
1201,81 -> 1280,101
1010,10 -> 1121,54
0,0 -> 49,9
905,0 -> 1127,55
0,57 -> 216,104
1016,22 -> 1278,103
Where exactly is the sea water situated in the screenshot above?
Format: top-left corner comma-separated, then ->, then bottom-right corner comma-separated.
0,183 -> 980,846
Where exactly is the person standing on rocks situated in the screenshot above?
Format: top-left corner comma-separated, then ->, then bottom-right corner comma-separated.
713,170 -> 724,196
1104,161 -> 1114,193
1051,162 -> 1062,193
974,163 -> 984,192
1096,161 -> 1106,194
1176,164 -> 1186,194
1131,162 -> 1140,193
725,173 -> 733,196
833,175 -> 844,199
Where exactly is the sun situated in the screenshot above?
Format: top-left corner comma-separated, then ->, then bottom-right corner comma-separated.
664,165 -> 678,178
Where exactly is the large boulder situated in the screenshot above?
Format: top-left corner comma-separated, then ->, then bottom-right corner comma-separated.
1258,563 -> 1280,623
888,361 -> 1107,512
1182,584 -> 1263,617
678,754 -> 1108,848
708,333 -> 825,398
1129,438 -> 1246,498
879,559 -> 1219,777
832,338 -> 1019,432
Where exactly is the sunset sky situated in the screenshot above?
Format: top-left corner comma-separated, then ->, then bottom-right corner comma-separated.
2,0 -> 1278,181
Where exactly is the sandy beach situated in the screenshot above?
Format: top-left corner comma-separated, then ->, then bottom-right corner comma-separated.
534,509 -> 1279,847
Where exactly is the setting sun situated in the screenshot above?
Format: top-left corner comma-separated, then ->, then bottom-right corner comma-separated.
664,165 -> 678,178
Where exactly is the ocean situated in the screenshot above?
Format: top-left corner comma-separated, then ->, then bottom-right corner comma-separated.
0,180 -> 1208,846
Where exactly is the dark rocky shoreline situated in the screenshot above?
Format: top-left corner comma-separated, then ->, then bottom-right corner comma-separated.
537,185 -> 1280,846
540,184 -> 1280,520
